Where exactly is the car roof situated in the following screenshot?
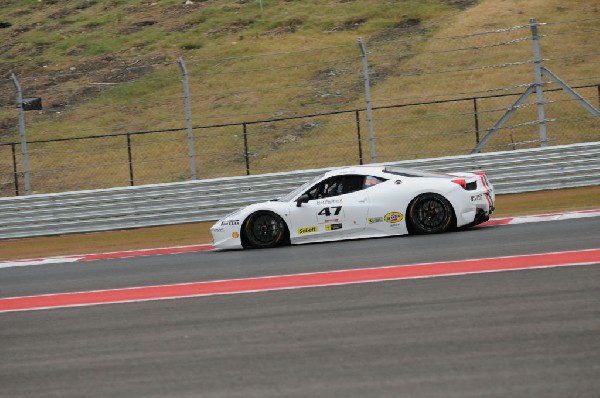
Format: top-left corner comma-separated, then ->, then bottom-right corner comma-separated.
322,165 -> 386,178
323,165 -> 449,179
326,165 -> 448,178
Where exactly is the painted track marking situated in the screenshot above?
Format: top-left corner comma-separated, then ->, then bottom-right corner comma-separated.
0,244 -> 215,269
1,249 -> 598,313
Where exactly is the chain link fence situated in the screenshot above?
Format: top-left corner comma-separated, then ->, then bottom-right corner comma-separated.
1,17 -> 599,196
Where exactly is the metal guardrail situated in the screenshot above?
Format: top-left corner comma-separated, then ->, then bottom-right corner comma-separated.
0,142 -> 599,240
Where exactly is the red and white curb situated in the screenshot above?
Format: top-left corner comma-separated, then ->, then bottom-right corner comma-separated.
1,248 -> 599,313
0,209 -> 598,270
480,208 -> 600,226
0,244 -> 215,269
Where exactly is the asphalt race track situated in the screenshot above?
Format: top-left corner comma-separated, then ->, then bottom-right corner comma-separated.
1,217 -> 599,397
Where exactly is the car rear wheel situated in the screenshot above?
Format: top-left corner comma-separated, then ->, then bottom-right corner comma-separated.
243,211 -> 289,248
407,193 -> 455,234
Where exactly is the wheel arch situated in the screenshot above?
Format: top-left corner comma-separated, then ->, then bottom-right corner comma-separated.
405,192 -> 458,234
240,209 -> 291,248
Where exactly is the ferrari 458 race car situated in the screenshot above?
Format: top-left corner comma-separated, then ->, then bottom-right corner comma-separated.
210,166 -> 494,250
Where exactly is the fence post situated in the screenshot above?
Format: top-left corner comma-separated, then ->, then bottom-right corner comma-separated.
10,73 -> 32,195
355,110 -> 364,165
11,143 -> 20,196
178,57 -> 198,180
472,97 -> 480,144
243,123 -> 250,175
529,18 -> 548,147
358,38 -> 376,163
126,133 -> 134,186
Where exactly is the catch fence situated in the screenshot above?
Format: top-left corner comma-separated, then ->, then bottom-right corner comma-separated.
1,83 -> 598,197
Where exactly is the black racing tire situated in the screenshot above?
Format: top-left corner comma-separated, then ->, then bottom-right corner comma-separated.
407,193 -> 456,234
243,211 -> 289,249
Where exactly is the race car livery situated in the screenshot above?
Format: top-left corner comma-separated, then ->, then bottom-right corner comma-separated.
210,166 -> 494,250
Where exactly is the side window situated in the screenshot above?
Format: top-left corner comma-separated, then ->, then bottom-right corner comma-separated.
306,176 -> 343,200
306,183 -> 320,200
341,175 -> 364,194
363,175 -> 387,189
305,175 -> 370,200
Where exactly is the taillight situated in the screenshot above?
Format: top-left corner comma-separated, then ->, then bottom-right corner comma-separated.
451,178 -> 466,189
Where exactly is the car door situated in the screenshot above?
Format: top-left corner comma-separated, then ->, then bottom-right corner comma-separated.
289,174 -> 369,242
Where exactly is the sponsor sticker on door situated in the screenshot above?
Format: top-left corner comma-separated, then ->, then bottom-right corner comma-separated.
298,226 -> 318,235
325,223 -> 343,231
384,212 -> 403,223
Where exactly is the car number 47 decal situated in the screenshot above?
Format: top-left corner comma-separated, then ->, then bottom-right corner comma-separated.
318,206 -> 342,216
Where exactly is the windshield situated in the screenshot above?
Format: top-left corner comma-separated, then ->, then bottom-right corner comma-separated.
278,174 -> 324,202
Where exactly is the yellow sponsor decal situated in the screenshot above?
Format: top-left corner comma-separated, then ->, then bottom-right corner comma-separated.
232,232 -> 239,238
384,212 -> 403,223
298,226 -> 318,235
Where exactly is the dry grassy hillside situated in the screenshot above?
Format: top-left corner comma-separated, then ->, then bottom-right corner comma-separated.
0,0 -> 598,195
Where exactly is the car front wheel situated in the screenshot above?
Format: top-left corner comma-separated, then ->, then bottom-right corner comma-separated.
243,211 -> 289,248
407,193 -> 455,234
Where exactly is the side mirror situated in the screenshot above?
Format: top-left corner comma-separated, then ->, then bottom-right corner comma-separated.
296,193 -> 310,207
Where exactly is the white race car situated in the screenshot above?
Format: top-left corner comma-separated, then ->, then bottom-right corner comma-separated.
210,166 -> 494,250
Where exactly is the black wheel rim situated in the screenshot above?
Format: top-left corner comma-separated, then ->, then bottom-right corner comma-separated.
415,198 -> 447,230
250,214 -> 282,244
